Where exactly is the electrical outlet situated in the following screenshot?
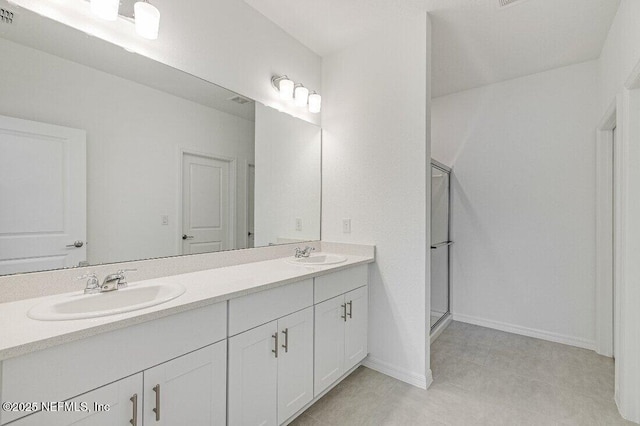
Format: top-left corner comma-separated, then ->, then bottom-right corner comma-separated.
161,215 -> 169,226
295,218 -> 303,231
342,218 -> 351,234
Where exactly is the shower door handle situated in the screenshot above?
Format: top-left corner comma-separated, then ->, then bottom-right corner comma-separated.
430,241 -> 454,250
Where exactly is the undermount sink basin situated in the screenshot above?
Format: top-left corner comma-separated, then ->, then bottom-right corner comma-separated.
286,253 -> 348,266
28,282 -> 186,321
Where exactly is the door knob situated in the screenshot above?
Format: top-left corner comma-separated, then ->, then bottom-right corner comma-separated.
182,234 -> 194,240
66,241 -> 84,248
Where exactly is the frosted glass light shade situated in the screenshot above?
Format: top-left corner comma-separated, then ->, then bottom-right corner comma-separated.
279,78 -> 294,100
308,93 -> 321,113
294,86 -> 309,107
91,0 -> 119,21
135,1 -> 160,40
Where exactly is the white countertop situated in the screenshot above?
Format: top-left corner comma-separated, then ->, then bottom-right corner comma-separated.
0,253 -> 374,361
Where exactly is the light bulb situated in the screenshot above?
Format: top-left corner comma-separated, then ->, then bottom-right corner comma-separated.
279,78 -> 294,101
308,92 -> 321,113
91,0 -> 119,21
135,1 -> 161,40
294,86 -> 309,107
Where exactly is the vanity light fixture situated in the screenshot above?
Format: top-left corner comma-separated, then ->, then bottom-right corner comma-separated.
90,0 -> 119,21
272,75 -> 321,113
134,0 -> 161,40
272,75 -> 295,100
308,92 -> 321,114
294,84 -> 309,107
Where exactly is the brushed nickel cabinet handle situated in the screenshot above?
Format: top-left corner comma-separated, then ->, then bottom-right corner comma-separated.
347,301 -> 353,319
129,394 -> 138,426
341,304 -> 347,322
152,384 -> 160,421
282,328 -> 289,353
272,332 -> 279,358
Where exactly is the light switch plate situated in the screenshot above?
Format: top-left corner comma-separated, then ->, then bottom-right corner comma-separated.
161,215 -> 169,225
342,218 -> 351,234
295,218 -> 303,231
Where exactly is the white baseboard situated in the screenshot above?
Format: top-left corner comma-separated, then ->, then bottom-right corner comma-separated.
430,313 -> 452,344
452,313 -> 596,351
363,356 -> 432,389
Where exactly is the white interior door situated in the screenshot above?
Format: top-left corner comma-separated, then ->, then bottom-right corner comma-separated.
0,115 -> 86,275
182,153 -> 233,255
247,164 -> 255,249
277,307 -> 314,424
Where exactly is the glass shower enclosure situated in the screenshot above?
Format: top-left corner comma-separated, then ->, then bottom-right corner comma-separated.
431,160 -> 452,330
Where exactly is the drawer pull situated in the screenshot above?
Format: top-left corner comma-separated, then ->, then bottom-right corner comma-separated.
341,303 -> 347,322
272,332 -> 279,358
347,300 -> 353,319
153,384 -> 161,421
282,328 -> 289,353
129,394 -> 138,426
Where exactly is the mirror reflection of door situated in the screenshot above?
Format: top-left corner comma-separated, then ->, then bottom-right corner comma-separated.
0,115 -> 87,275
247,164 -> 255,249
181,152 -> 234,255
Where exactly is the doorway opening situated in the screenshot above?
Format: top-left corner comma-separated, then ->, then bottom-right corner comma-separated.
430,159 -> 453,340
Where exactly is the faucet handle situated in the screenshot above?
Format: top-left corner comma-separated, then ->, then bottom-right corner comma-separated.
116,268 -> 137,287
76,273 -> 100,293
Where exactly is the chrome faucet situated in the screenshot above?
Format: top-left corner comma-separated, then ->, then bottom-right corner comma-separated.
294,246 -> 315,258
77,269 -> 137,294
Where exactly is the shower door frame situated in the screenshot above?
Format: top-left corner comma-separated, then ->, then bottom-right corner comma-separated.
430,159 -> 452,331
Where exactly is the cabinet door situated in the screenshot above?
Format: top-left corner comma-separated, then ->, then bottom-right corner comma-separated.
144,341 -> 227,426
228,321 -> 278,426
277,307 -> 314,424
314,295 -> 346,396
344,286 -> 368,371
11,373 -> 142,426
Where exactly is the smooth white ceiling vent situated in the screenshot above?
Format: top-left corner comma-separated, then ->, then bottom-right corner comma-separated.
228,95 -> 253,105
498,0 -> 529,8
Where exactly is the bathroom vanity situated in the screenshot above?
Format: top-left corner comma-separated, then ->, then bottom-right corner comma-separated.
0,251 -> 373,426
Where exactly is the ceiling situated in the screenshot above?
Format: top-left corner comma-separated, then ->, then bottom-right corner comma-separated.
244,0 -> 621,97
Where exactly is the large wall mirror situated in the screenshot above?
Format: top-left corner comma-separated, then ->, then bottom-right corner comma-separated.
0,2 -> 321,276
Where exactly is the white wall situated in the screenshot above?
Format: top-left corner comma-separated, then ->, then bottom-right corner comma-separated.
432,61 -> 599,348
322,15 -> 431,387
598,2 -> 640,421
0,38 -> 254,265
9,0 -> 322,125
598,0 -> 640,115
254,103 -> 321,246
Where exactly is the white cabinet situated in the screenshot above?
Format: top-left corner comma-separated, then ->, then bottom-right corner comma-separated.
314,286 -> 368,396
228,321 -> 279,426
11,373 -> 142,426
228,307 -> 314,426
344,286 -> 368,372
314,295 -> 346,394
144,341 -> 227,426
277,308 -> 314,424
11,343 -> 226,426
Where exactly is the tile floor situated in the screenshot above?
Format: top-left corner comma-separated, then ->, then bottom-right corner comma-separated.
292,321 -> 633,426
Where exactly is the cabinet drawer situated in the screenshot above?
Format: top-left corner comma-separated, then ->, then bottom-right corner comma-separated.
1,302 -> 226,425
228,279 -> 313,336
314,265 -> 368,303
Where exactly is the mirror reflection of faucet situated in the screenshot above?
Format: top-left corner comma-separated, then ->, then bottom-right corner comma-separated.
294,246 -> 315,258
77,269 -> 137,294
